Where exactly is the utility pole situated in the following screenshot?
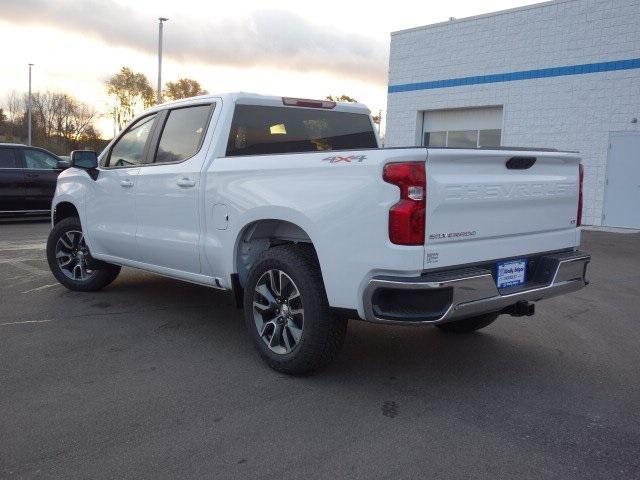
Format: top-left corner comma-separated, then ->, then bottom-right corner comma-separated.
28,63 -> 33,146
157,17 -> 168,105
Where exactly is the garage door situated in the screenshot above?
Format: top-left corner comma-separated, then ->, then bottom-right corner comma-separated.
422,107 -> 503,148
603,132 -> 640,229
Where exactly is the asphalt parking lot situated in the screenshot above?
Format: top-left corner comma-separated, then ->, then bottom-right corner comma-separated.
1,220 -> 639,479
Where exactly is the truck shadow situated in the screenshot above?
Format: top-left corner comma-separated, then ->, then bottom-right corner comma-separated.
345,320 -> 553,370
68,268 -> 576,395
324,318 -> 580,403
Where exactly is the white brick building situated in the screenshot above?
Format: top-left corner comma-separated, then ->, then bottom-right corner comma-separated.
386,0 -> 640,227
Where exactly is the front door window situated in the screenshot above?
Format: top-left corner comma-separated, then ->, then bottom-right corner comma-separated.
107,114 -> 157,167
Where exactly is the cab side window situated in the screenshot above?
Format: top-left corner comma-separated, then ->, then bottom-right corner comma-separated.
107,114 -> 157,167
0,148 -> 18,168
154,105 -> 212,164
23,149 -> 59,170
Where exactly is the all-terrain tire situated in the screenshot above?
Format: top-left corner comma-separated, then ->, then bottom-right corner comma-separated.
243,244 -> 347,375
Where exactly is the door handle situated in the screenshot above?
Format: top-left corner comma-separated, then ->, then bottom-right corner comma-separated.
120,179 -> 134,188
26,172 -> 39,178
176,177 -> 196,188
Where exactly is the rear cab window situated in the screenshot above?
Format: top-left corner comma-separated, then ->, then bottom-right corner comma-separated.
226,105 -> 377,156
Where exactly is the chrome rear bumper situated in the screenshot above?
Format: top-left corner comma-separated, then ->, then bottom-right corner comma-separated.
363,251 -> 590,325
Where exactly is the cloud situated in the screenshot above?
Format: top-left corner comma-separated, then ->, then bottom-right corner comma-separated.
2,0 -> 388,84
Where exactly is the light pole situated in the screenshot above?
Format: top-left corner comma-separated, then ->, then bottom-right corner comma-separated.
27,63 -> 33,146
157,17 -> 168,105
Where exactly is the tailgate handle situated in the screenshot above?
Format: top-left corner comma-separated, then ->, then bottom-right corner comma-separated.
506,157 -> 536,169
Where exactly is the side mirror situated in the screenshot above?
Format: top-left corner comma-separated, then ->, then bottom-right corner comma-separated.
70,150 -> 98,170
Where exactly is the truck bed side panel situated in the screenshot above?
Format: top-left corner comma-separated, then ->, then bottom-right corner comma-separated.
204,149 -> 428,312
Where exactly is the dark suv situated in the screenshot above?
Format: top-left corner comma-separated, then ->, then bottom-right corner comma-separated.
0,143 -> 67,215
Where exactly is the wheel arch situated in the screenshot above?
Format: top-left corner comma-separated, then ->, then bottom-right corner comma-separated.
52,201 -> 80,225
233,219 -> 318,290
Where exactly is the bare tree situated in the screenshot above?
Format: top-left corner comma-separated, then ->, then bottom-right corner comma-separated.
53,94 -> 76,140
71,102 -> 98,140
5,90 -> 23,123
30,92 -> 58,139
0,89 -> 102,151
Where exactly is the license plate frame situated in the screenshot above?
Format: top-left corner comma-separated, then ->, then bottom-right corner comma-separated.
496,259 -> 527,288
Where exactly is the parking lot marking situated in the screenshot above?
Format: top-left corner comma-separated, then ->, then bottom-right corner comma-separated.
0,319 -> 52,327
0,257 -> 45,264
21,283 -> 60,294
3,260 -> 49,276
0,241 -> 46,251
4,274 -> 28,280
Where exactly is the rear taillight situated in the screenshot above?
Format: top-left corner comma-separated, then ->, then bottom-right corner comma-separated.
577,163 -> 584,227
383,162 -> 426,245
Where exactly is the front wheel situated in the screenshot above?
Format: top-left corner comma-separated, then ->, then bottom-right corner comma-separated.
436,312 -> 499,334
243,244 -> 347,375
46,216 -> 121,292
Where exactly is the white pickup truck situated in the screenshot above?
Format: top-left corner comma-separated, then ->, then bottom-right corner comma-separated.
47,93 -> 590,374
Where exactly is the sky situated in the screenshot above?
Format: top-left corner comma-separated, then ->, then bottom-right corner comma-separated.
0,0 -> 539,137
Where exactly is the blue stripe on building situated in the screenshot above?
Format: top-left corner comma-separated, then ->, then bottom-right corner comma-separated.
388,58 -> 640,93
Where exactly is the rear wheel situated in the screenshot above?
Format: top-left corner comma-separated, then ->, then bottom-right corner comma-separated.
436,312 -> 499,334
47,216 -> 121,292
243,244 -> 347,375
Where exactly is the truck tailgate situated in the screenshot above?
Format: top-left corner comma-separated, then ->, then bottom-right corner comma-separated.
424,148 -> 581,269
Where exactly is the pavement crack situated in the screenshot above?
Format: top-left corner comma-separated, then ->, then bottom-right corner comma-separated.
382,401 -> 399,418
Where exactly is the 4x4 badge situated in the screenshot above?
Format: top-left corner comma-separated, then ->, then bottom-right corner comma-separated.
322,155 -> 367,163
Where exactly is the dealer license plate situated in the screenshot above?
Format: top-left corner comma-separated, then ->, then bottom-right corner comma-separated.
496,259 -> 527,288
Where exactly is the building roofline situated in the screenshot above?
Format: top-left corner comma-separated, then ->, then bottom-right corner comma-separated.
391,0 -> 576,36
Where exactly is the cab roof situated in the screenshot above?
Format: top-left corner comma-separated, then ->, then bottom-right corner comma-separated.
148,92 -> 371,115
